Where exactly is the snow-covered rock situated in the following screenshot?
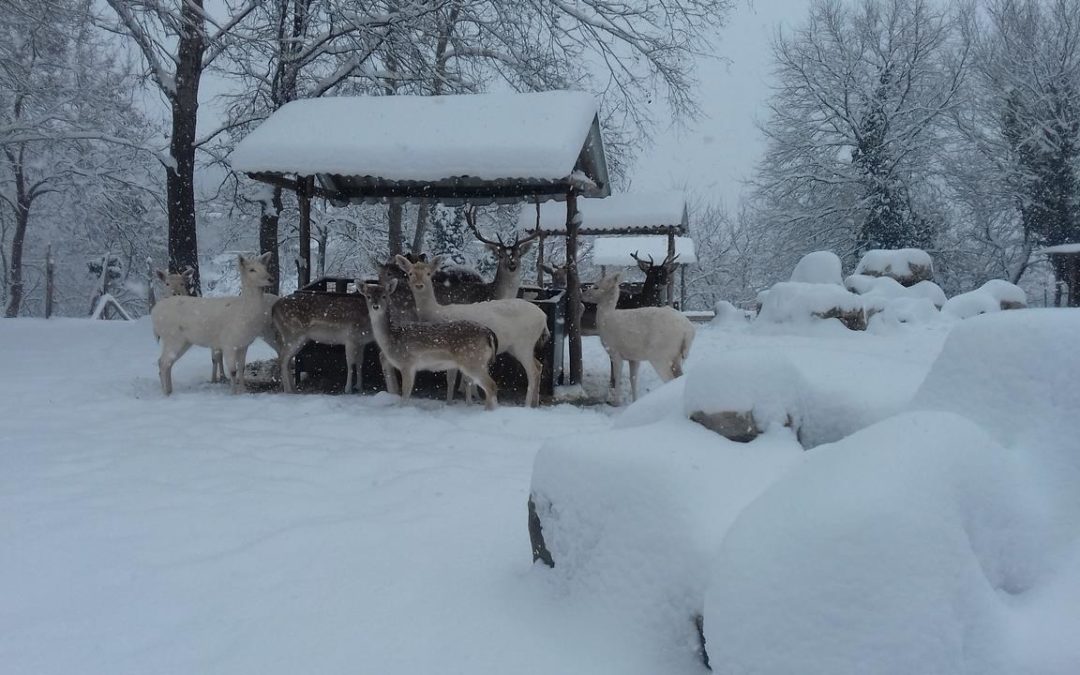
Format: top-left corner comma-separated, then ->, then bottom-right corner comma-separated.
867,297 -> 942,332
683,353 -> 807,442
704,411 -> 1046,675
758,282 -> 866,330
789,251 -> 843,285
530,418 -> 803,654
854,248 -> 934,286
942,279 -> 1026,319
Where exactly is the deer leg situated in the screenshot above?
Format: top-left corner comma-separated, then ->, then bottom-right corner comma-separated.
400,366 -> 416,404
650,359 -> 676,383
609,358 -> 616,389
344,342 -> 356,394
609,353 -> 624,406
465,367 -> 499,411
211,349 -> 224,383
512,345 -> 540,409
228,347 -> 248,395
628,360 -> 641,402
446,369 -> 459,403
379,353 -> 400,395
671,357 -> 684,379
158,341 -> 191,396
279,341 -> 303,393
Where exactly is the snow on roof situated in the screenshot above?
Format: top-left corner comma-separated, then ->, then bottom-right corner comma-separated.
230,91 -> 601,182
1040,243 -> 1080,254
591,236 -> 697,266
518,192 -> 687,233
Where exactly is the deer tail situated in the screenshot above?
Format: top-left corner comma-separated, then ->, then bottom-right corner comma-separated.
680,327 -> 694,361
487,331 -> 499,364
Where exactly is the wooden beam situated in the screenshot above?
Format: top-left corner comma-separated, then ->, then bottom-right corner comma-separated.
666,227 -> 676,306
297,175 -> 313,288
565,190 -> 583,386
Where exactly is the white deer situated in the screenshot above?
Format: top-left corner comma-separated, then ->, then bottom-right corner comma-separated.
152,253 -> 274,395
155,267 -> 279,383
583,272 -> 695,405
395,255 -> 549,407
360,279 -> 500,410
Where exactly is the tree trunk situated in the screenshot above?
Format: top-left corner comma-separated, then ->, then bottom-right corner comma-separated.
388,202 -> 404,256
4,190 -> 30,318
166,0 -> 205,294
297,176 -> 312,288
45,245 -> 55,318
259,186 -> 283,294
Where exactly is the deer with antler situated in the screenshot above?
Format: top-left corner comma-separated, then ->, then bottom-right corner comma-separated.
626,250 -> 680,308
462,206 -> 540,301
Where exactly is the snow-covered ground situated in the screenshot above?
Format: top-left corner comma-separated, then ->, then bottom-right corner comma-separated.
2,313 -> 1072,673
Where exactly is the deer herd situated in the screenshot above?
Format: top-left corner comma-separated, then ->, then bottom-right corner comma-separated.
150,213 -> 695,409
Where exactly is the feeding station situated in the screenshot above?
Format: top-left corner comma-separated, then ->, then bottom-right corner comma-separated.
229,91 -> 610,393
591,234 -> 696,307
1040,243 -> 1080,307
520,192 -> 690,305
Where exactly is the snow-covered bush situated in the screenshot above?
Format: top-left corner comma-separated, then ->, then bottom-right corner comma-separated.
789,251 -> 842,285
704,411 -> 1047,675
757,281 -> 866,330
941,279 -> 1026,319
854,248 -> 934,286
683,353 -> 807,442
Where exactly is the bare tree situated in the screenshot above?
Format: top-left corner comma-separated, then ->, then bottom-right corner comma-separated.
752,0 -> 967,272
102,0 -> 261,294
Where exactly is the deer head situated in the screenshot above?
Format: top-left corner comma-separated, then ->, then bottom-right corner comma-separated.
237,253 -> 273,289
465,206 -> 539,274
156,268 -> 194,297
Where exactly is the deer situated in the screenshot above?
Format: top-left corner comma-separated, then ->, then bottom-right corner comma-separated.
360,279 -> 500,410
155,267 -> 279,383
625,250 -> 680,308
463,206 -> 540,301
152,253 -> 275,395
582,272 -> 695,406
395,255 -> 549,407
272,291 -> 374,394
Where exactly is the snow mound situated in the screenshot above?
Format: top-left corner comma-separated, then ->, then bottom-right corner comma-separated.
912,309 -> 1080,446
757,282 -> 865,329
704,411 -> 1045,675
942,279 -> 1026,319
789,251 -> 842,285
531,418 -> 803,652
854,248 -> 934,284
908,280 -> 948,307
867,297 -> 942,332
711,300 -> 749,325
847,274 -> 946,308
683,353 -> 807,435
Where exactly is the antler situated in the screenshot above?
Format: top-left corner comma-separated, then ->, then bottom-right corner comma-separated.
630,251 -> 656,267
464,206 -> 504,247
662,251 -> 680,267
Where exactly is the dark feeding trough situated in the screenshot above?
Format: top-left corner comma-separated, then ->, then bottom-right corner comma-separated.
289,277 -> 567,401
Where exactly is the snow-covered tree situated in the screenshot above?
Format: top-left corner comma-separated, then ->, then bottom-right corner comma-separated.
751,0 -> 966,272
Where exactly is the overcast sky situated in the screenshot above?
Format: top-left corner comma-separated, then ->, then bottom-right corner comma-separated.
632,0 -> 811,207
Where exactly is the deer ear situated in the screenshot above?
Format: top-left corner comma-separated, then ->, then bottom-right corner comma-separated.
358,284 -> 370,298
429,255 -> 444,269
485,242 -> 501,253
156,269 -> 167,282
517,241 -> 534,255
237,254 -> 247,267
386,277 -> 399,294
394,254 -> 412,272
608,272 -> 622,286
258,252 -> 272,264
181,268 -> 194,280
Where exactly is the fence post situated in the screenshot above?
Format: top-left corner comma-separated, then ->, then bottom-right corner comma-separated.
146,256 -> 156,310
45,244 -> 55,319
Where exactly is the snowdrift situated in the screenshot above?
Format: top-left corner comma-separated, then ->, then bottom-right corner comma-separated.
942,279 -> 1027,319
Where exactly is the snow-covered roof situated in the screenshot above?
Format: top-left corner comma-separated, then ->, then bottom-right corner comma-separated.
1039,243 -> 1080,255
230,91 -> 610,203
518,191 -> 687,234
591,236 -> 697,266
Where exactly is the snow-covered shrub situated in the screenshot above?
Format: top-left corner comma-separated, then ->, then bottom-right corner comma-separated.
846,274 -> 946,327
854,248 -> 934,286
704,411 -> 1046,675
867,297 -> 942,332
683,353 -> 807,442
941,279 -> 1026,319
907,280 -> 948,307
757,282 -> 866,330
789,251 -> 842,285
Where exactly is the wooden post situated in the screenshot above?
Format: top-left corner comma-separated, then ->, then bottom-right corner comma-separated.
666,227 -> 676,307
297,176 -> 313,289
534,202 -> 545,286
45,245 -> 55,318
680,264 -> 686,310
565,190 -> 583,385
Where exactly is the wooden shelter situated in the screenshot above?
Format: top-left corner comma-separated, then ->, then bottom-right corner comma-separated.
1041,243 -> 1080,307
519,192 -> 689,305
230,91 -> 611,388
